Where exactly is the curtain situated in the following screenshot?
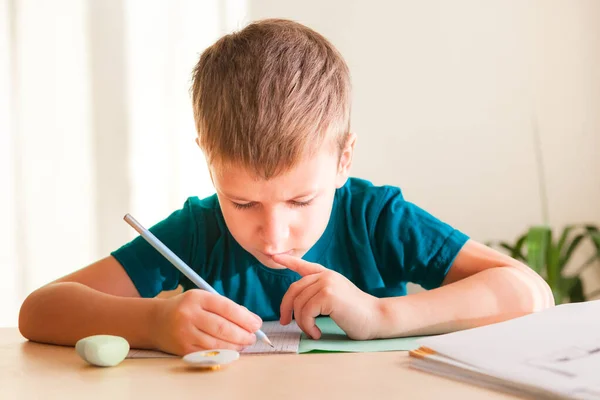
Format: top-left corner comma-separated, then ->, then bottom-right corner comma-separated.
0,0 -> 248,327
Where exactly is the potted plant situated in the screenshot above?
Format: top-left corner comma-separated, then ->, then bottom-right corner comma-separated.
490,119 -> 600,304
490,225 -> 600,304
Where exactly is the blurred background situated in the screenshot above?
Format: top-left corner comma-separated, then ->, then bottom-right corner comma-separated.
1,0 -> 599,327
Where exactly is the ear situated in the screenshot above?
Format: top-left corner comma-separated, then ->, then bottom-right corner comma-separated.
335,133 -> 357,188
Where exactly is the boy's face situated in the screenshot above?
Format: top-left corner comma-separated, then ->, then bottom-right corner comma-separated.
209,135 -> 355,270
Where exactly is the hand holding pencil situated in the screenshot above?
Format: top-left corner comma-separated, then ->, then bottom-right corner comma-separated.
123,214 -> 273,356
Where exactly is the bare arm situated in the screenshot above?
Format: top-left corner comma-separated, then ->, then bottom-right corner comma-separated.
376,240 -> 555,337
18,256 -> 161,349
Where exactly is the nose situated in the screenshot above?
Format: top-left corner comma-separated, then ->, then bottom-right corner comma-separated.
259,206 -> 290,253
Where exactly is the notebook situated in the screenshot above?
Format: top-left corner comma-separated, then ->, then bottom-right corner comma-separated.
298,317 -> 422,353
127,317 -> 424,358
409,300 -> 600,400
127,321 -> 302,358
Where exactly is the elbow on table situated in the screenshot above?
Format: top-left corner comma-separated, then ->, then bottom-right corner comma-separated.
509,265 -> 555,313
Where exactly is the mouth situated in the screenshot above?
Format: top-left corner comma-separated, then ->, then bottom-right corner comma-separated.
261,250 -> 293,257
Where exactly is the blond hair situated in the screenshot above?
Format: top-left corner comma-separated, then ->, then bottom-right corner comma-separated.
191,18 -> 351,179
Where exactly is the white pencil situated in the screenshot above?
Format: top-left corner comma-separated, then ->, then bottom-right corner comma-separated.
123,213 -> 274,348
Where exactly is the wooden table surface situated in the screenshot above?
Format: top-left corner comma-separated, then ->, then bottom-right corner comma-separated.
0,328 -> 521,400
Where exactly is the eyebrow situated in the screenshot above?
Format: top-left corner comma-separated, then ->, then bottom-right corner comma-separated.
222,190 -> 318,202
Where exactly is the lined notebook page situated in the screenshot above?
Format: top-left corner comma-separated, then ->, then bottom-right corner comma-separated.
241,321 -> 301,354
126,321 -> 301,358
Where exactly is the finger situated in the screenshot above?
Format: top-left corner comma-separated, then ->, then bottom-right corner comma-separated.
280,274 -> 320,325
300,293 -> 328,340
292,283 -> 322,339
272,254 -> 325,276
194,310 -> 257,347
187,326 -> 248,353
201,293 -> 262,333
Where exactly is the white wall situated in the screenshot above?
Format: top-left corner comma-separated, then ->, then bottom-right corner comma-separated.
3,1 -> 599,327
1,0 -> 238,327
248,0 -> 600,294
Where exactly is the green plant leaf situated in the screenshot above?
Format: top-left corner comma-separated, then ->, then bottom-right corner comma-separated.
498,239 -> 526,262
557,225 -> 574,254
567,277 -> 585,303
570,253 -> 600,277
561,276 -> 578,294
526,226 -> 552,276
559,233 -> 586,270
512,234 -> 527,261
547,244 -> 561,284
499,242 -> 517,254
587,228 -> 600,252
552,287 -> 564,305
585,225 -> 599,233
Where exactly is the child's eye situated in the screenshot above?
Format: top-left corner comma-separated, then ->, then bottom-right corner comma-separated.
232,202 -> 255,210
290,200 -> 313,208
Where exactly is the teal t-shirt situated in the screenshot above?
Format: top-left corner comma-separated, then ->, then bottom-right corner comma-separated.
111,177 -> 469,321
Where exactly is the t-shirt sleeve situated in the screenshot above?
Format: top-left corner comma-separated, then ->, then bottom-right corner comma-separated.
110,199 -> 199,298
370,187 -> 469,290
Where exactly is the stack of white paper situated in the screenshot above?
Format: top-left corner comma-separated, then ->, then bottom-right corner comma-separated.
409,300 -> 600,399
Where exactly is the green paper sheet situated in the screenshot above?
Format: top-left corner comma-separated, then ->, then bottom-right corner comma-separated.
298,317 -> 425,353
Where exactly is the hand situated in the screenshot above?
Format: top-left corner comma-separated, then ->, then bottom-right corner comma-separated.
151,289 -> 262,355
274,254 -> 381,340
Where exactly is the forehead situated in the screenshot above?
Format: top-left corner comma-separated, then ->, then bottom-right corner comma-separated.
211,148 -> 339,200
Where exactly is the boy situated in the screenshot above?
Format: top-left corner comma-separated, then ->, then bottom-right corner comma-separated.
18,19 -> 553,356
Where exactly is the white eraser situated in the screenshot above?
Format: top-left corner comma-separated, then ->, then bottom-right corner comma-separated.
75,335 -> 130,367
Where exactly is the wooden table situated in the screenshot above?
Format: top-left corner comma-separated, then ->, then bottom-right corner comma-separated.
0,328 -> 520,399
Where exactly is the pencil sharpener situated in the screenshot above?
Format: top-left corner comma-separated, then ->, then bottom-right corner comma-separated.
182,349 -> 240,370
